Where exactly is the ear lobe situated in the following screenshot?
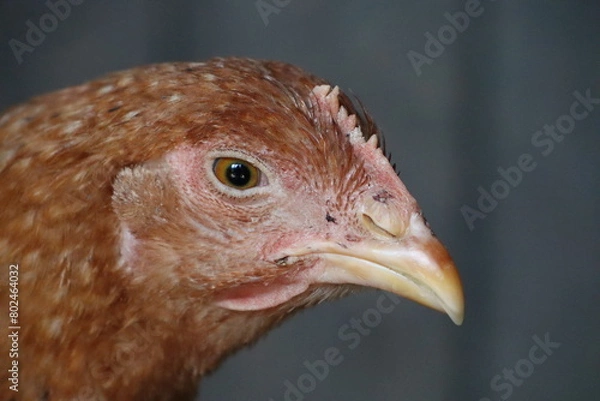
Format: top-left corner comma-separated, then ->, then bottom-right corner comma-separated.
111,162 -> 172,234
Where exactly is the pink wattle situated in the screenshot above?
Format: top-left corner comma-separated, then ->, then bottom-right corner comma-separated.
213,278 -> 310,311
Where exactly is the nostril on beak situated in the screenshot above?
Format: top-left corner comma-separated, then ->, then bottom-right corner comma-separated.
360,213 -> 405,239
360,191 -> 407,239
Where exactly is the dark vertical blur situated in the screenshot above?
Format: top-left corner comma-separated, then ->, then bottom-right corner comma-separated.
1,1 -> 598,400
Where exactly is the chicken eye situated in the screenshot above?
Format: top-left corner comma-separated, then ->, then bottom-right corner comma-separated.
212,158 -> 261,189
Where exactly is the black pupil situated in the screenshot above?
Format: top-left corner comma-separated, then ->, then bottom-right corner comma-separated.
226,162 -> 252,187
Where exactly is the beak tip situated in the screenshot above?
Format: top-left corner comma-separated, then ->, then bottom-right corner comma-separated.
449,309 -> 464,326
442,279 -> 465,326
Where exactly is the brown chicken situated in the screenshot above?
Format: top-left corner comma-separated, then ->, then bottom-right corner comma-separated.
0,57 -> 464,401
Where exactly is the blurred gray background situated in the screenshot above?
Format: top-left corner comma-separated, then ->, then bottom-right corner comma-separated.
1,1 -> 598,400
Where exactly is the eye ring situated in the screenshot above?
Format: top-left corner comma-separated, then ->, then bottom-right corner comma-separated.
212,157 -> 262,190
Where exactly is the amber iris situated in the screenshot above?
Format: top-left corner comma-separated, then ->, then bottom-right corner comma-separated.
213,158 -> 260,189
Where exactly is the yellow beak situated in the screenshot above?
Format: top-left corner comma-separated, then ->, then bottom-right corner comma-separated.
299,214 -> 465,325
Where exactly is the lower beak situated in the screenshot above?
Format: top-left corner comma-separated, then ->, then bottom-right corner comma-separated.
303,216 -> 465,325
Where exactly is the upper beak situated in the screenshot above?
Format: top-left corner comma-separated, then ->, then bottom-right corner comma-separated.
297,214 -> 465,325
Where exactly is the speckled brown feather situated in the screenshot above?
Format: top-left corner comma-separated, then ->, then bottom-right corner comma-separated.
0,58 -> 385,401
